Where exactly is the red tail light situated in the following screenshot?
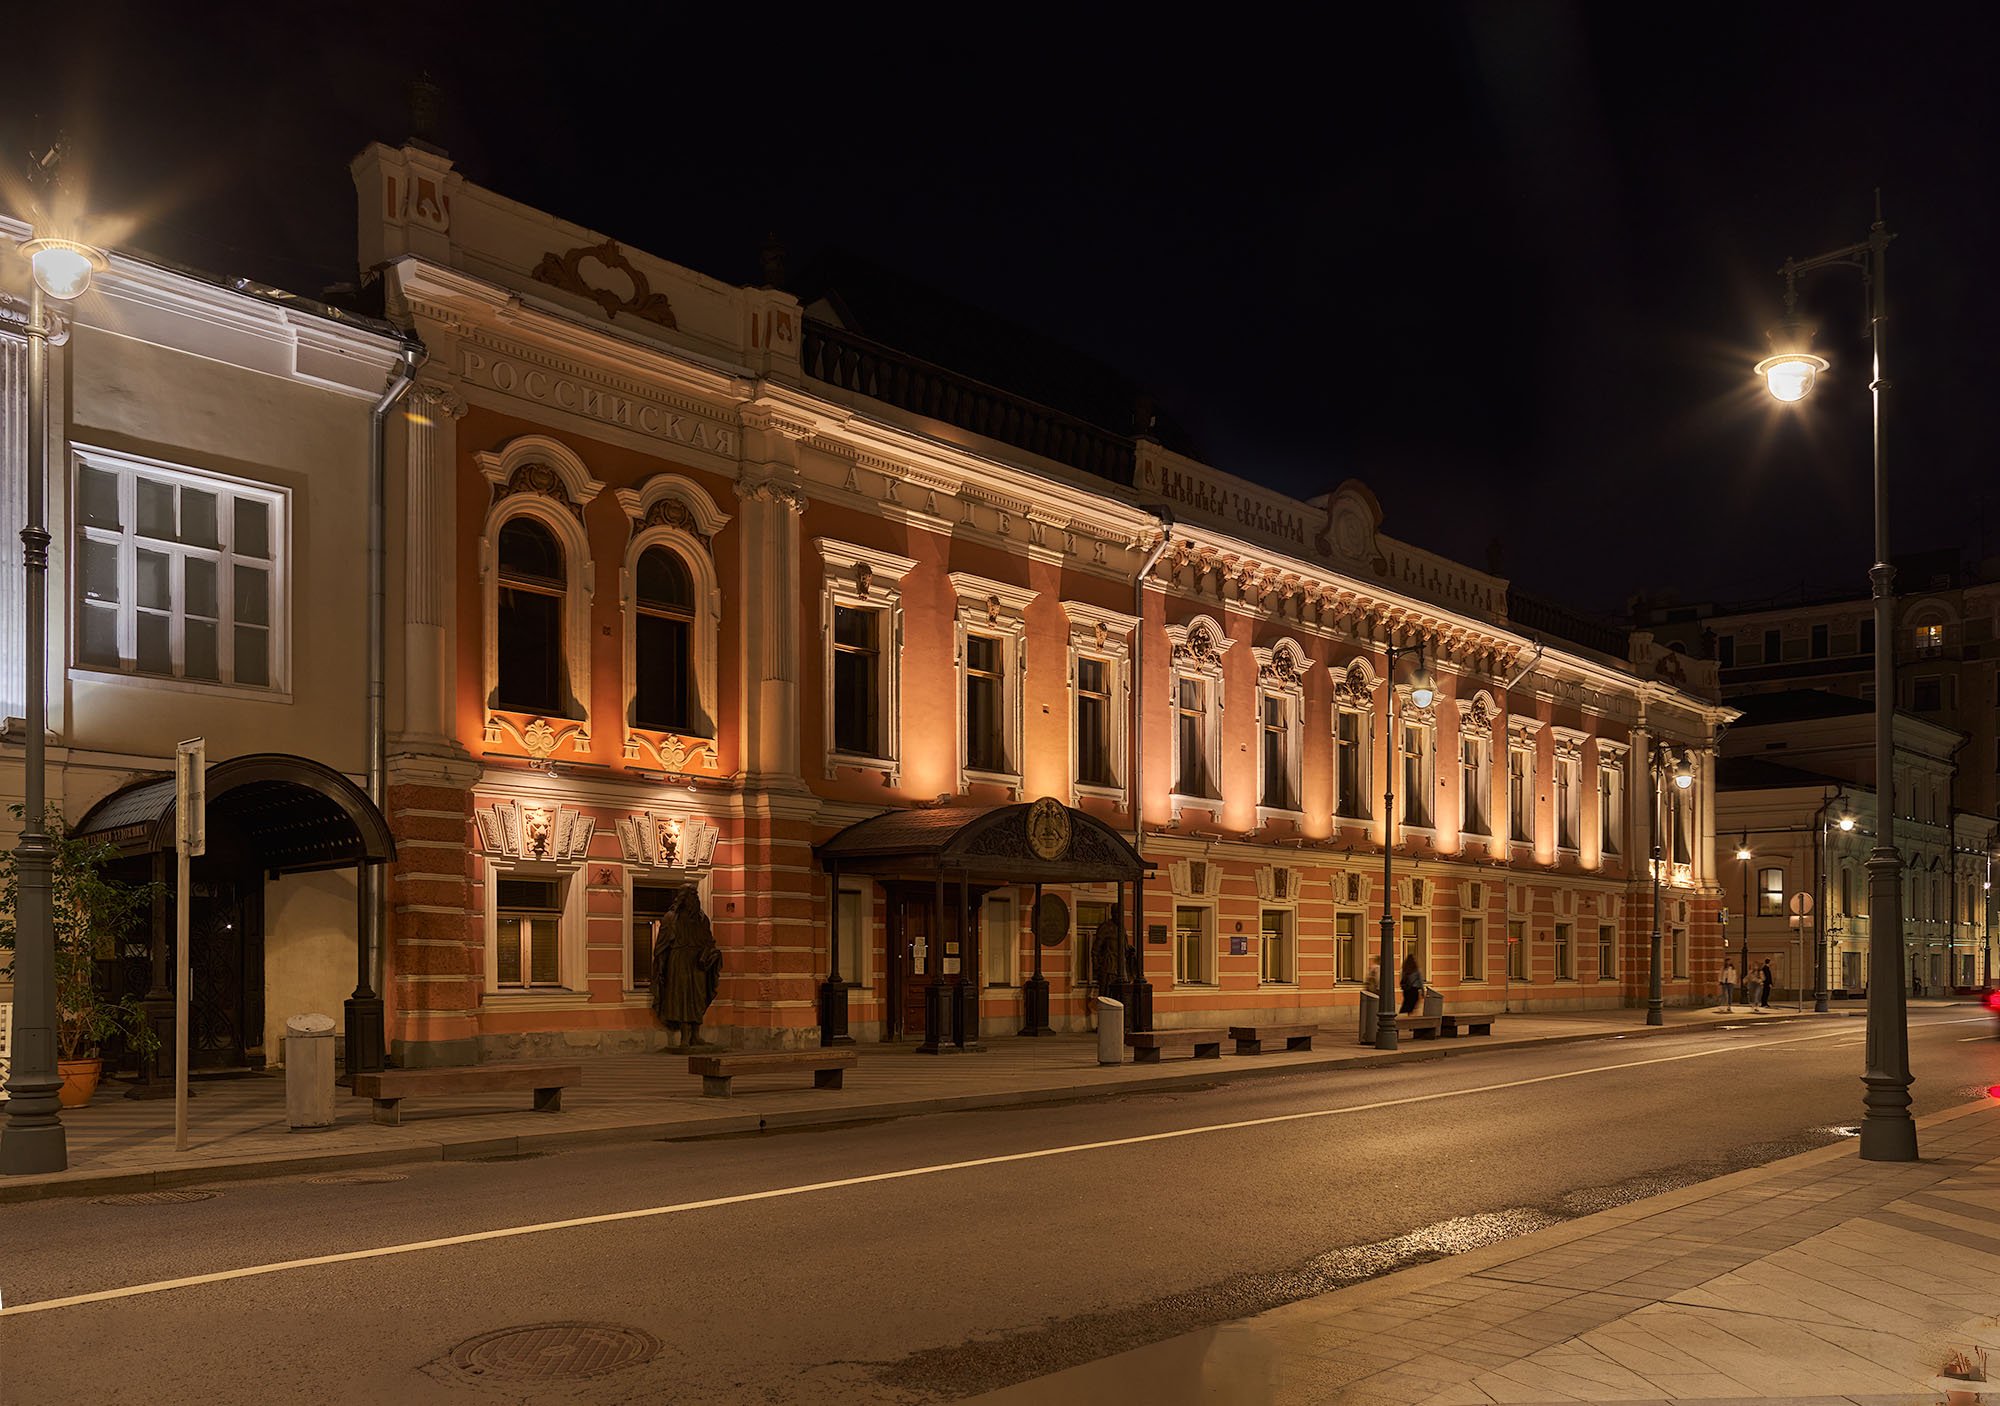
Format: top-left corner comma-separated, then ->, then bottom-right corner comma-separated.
1987,991 -> 2000,1012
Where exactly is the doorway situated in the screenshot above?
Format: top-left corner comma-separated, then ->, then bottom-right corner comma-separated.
887,885 -> 937,1040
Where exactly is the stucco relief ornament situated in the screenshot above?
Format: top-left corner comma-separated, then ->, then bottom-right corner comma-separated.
522,718 -> 559,758
1027,797 -> 1072,861
501,462 -> 581,518
641,497 -> 712,553
1259,643 -> 1306,688
531,237 -> 678,329
1333,660 -> 1375,709
1174,624 -> 1221,669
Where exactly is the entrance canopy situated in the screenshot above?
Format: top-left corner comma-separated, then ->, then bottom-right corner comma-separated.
73,753 -> 395,874
816,799 -> 1148,882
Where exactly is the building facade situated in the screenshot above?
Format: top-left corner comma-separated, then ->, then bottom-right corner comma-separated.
351,140 -> 1734,1065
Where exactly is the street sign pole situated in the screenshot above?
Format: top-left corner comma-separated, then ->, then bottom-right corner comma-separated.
174,739 -> 205,1153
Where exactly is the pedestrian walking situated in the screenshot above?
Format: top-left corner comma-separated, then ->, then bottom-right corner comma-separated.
1720,960 -> 1737,1013
1399,952 -> 1424,1015
1758,959 -> 1774,1008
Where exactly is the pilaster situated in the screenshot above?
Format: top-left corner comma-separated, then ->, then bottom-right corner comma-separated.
397,378 -> 467,754
735,405 -> 810,789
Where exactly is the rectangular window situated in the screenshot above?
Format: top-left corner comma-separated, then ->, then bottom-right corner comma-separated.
1259,908 -> 1295,984
1599,764 -> 1623,856
1335,911 -> 1359,982
1597,923 -> 1616,980
1260,694 -> 1297,810
1556,756 -> 1579,850
832,604 -> 881,756
964,633 -> 1005,773
1461,917 -> 1483,981
1507,918 -> 1526,979
1173,905 -> 1213,985
1508,746 -> 1535,842
1075,657 -> 1115,788
1672,926 -> 1688,979
73,453 -> 286,689
495,877 -> 562,989
1554,922 -> 1573,980
1335,709 -> 1370,820
1671,790 -> 1692,866
631,883 -> 680,989
1174,677 -> 1214,798
1460,734 -> 1489,837
1913,677 -> 1942,713
1400,914 -> 1427,976
983,894 -> 1016,987
1758,866 -> 1785,917
1073,899 -> 1114,984
837,887 -> 867,987
1401,723 -> 1432,827
1916,623 -> 1945,657
1810,623 -> 1829,658
1717,635 -> 1735,668
1763,628 -> 1781,662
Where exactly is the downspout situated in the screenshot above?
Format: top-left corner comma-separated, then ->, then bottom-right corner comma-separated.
1130,508 -> 1173,860
366,344 -> 422,1003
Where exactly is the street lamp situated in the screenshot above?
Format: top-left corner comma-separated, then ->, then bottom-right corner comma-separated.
1736,838 -> 1753,987
1756,194 -> 1914,1162
1647,743 -> 1693,1027
1373,640 -> 1434,1052
0,168 -> 105,1176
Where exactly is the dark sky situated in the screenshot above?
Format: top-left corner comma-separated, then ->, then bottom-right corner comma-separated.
11,3 -> 1997,615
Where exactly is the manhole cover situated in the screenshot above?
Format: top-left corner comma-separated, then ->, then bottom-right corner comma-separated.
307,1172 -> 409,1185
94,1189 -> 217,1206
447,1322 -> 659,1382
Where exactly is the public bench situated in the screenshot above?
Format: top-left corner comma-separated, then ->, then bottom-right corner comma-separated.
688,1048 -> 857,1098
1440,1005 -> 1504,1038
351,1061 -> 581,1126
1228,1023 -> 1318,1056
1125,1028 -> 1225,1063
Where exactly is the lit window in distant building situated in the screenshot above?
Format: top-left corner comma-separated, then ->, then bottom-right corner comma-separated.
1758,866 -> 1785,917
1507,918 -> 1526,978
497,516 -> 568,714
633,546 -> 695,732
1400,913 -> 1427,975
1916,623 -> 1945,656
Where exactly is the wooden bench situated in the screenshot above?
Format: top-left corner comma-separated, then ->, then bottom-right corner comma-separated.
1125,1028 -> 1225,1063
351,1061 -> 581,1126
1440,1006 -> 1504,1038
1229,1023 -> 1317,1056
688,1048 -> 858,1098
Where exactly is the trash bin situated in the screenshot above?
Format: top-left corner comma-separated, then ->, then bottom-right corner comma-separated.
285,1012 -> 336,1131
1358,989 -> 1379,1044
1097,997 -> 1124,1066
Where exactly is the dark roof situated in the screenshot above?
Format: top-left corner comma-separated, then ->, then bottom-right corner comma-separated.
1727,689 -> 1873,726
1507,589 -> 1630,660
1716,755 -> 1849,792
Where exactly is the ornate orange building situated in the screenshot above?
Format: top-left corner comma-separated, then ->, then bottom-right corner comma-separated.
353,140 -> 1734,1064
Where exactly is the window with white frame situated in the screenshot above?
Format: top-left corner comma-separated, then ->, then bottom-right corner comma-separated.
1672,925 -> 1688,978
950,573 -> 1036,790
1173,904 -> 1214,985
74,448 -> 288,691
1598,923 -> 1616,979
1061,602 -> 1137,805
1254,639 -> 1308,814
837,886 -> 869,988
632,547 -> 697,733
1507,917 -> 1526,978
1554,921 -> 1573,979
1260,908 -> 1295,984
1400,914 -> 1428,977
1335,910 -> 1360,981
477,439 -> 600,729
1508,729 -> 1538,843
494,876 -> 564,989
1461,917 -> 1484,980
818,540 -> 916,779
1671,783 -> 1693,866
1167,617 -> 1230,803
1757,866 -> 1784,916
1335,707 -> 1371,820
983,893 -> 1018,987
1555,754 -> 1581,851
1460,733 -> 1490,837
1400,715 -> 1435,828
1076,656 -> 1116,786
616,477 -> 728,746
1599,750 -> 1625,856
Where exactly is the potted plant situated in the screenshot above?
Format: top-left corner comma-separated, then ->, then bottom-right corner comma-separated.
0,807 -> 156,1107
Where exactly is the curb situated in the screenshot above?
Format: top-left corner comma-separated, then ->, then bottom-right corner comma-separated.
0,1009 -> 1849,1205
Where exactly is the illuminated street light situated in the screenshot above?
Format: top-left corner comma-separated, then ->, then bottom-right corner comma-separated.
19,235 -> 105,301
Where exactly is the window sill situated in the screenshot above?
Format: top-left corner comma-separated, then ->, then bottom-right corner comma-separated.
1258,980 -> 1300,989
963,767 -> 1023,791
69,665 -> 292,705
1075,781 -> 1127,807
480,990 -> 595,1011
827,750 -> 897,776
1256,805 -> 1305,825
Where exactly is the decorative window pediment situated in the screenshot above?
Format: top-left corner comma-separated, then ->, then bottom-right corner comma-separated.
475,799 -> 596,864
475,434 -> 605,518
1169,858 -> 1226,898
1257,865 -> 1303,902
1061,601 -> 1139,657
1508,715 -> 1544,746
1331,657 -> 1378,711
1339,871 -> 1371,906
1550,726 -> 1588,761
615,811 -> 720,870
615,473 -> 731,552
1456,689 -> 1498,732
1253,637 -> 1311,693
1165,614 -> 1232,676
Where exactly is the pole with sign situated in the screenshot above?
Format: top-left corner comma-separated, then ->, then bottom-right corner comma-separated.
1788,892 -> 1814,1013
174,739 -> 204,1153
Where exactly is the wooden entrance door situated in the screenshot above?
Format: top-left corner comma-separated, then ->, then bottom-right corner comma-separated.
888,886 -> 937,1040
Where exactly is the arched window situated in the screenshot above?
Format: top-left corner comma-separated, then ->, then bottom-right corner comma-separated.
496,516 -> 566,714
634,545 -> 694,732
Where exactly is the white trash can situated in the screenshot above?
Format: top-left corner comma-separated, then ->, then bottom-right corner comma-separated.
1096,998 -> 1124,1066
285,1012 -> 337,1131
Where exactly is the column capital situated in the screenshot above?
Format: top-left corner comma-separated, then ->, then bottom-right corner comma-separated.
411,379 -> 468,420
736,477 -> 807,514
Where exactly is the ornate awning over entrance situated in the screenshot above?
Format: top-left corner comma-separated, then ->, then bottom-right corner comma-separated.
72,753 -> 395,874
815,798 -> 1148,883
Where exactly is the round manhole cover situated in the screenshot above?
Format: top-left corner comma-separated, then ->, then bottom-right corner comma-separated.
94,1189 -> 217,1206
307,1172 -> 409,1185
449,1322 -> 659,1382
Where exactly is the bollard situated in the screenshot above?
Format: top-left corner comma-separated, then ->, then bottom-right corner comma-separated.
285,1012 -> 337,1131
1097,997 -> 1124,1066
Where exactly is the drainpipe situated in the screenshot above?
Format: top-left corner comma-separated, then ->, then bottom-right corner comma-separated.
1127,507 -> 1172,1023
357,343 -> 421,1070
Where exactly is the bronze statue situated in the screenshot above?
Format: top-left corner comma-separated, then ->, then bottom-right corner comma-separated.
650,890 -> 722,1050
1089,906 -> 1126,992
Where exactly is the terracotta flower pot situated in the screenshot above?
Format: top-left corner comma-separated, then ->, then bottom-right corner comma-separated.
56,1057 -> 104,1109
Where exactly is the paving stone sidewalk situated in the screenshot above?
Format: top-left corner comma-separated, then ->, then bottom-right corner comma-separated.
0,1001 -> 1858,1203
969,1097 -> 2000,1406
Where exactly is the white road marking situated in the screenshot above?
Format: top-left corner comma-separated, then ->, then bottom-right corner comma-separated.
1,1024 -> 1895,1318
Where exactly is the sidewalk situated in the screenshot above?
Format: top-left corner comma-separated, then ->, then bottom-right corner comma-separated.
0,1000 -> 1911,1204
969,1098 -> 2000,1406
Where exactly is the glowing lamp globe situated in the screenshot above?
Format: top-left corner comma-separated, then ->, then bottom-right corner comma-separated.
1408,666 -> 1436,711
1673,758 -> 1694,790
21,237 -> 107,301
1755,350 -> 1829,403
1736,846 -> 1752,862
1838,814 -> 1856,832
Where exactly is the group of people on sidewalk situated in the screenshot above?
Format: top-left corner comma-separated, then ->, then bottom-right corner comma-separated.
1719,959 -> 1775,1013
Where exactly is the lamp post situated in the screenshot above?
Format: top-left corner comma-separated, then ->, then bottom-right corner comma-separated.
1736,837 -> 1752,986
1373,640 -> 1434,1051
1646,743 -> 1694,1027
1809,792 -> 1852,1015
1756,195 -> 1914,1162
0,187 -> 106,1176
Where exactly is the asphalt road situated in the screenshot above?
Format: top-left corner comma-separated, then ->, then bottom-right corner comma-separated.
1,1009 -> 1994,1405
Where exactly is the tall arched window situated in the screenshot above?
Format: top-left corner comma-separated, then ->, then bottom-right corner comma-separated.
496,516 -> 566,714
634,545 -> 694,731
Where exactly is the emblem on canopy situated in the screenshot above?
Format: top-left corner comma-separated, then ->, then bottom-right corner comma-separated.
1027,796 -> 1071,861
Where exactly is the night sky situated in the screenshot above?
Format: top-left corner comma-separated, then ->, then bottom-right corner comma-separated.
11,3 -> 1997,616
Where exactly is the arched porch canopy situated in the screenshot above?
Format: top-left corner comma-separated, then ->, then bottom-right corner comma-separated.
73,752 -> 394,874
816,800 -> 1148,883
